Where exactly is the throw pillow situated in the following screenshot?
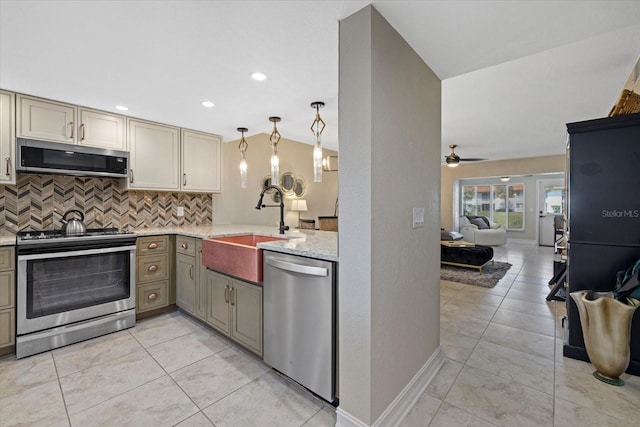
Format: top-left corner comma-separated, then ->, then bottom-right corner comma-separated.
466,215 -> 491,228
470,218 -> 489,229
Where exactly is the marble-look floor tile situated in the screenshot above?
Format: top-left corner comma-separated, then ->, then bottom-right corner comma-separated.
52,330 -> 142,377
302,406 -> 337,427
499,297 -> 555,319
130,311 -> 203,347
0,352 -> 57,399
440,299 -> 498,321
60,348 -> 165,414
429,402 -> 496,427
508,280 -> 551,295
505,288 -> 550,304
554,356 -> 640,420
172,347 -> 270,409
425,358 -> 463,400
461,292 -> 505,308
440,330 -> 478,363
69,375 -> 198,427
0,379 -> 67,426
399,390 -> 441,427
445,365 -> 553,427
490,308 -> 556,337
466,340 -> 554,395
146,328 -> 229,372
203,371 -> 322,427
553,397 -> 634,427
175,411 -> 215,426
481,323 -> 555,360
440,310 -> 490,339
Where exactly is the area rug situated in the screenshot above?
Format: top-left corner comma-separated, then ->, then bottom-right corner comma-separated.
440,262 -> 512,288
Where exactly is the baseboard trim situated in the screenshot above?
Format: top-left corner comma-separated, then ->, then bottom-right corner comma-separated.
336,346 -> 444,427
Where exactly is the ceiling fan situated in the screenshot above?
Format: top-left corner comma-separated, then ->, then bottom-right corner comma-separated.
444,144 -> 487,167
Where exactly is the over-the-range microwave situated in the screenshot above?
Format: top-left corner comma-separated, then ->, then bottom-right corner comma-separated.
16,138 -> 129,178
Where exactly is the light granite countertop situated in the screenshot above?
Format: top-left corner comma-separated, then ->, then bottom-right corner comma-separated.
132,224 -> 338,262
0,234 -> 16,246
0,224 -> 338,261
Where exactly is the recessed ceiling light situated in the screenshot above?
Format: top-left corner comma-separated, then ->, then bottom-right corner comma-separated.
201,100 -> 215,108
115,105 -> 128,111
251,72 -> 267,81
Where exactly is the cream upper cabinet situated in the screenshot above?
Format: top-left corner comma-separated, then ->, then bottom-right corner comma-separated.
78,108 -> 126,150
128,119 -> 180,190
17,95 -> 76,144
181,129 -> 221,193
0,91 -> 16,184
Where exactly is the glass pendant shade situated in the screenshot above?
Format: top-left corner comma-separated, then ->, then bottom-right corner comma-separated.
237,127 -> 249,188
313,136 -> 323,182
310,102 -> 326,182
268,117 -> 281,185
270,152 -> 279,185
239,158 -> 248,188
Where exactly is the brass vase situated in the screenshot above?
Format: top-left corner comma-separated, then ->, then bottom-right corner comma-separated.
570,290 -> 639,386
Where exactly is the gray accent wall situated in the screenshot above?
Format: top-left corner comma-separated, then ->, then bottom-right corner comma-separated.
339,5 -> 441,424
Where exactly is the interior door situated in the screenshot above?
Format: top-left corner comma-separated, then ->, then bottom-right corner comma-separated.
537,178 -> 564,246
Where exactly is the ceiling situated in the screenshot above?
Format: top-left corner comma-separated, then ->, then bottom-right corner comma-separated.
1,1 -> 639,163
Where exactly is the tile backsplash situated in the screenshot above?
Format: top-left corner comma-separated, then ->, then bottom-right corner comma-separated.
0,174 -> 212,233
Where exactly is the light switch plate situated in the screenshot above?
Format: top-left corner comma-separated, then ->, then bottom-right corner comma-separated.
177,206 -> 184,217
412,207 -> 425,228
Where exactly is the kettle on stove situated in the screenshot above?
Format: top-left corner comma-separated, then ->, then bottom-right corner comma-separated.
60,209 -> 88,236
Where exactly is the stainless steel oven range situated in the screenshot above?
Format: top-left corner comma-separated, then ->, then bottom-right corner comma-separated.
16,229 -> 136,358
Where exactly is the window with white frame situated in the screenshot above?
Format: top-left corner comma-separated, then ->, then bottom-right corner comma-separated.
462,183 -> 525,230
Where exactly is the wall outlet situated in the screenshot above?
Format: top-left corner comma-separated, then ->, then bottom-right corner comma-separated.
177,206 -> 184,217
412,207 -> 425,229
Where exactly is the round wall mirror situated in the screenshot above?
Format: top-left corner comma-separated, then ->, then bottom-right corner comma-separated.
262,176 -> 275,193
293,177 -> 306,197
280,172 -> 295,196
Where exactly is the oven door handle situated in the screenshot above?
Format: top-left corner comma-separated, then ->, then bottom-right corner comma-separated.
18,245 -> 137,261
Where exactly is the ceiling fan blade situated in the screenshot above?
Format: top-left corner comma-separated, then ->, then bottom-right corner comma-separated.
459,157 -> 487,162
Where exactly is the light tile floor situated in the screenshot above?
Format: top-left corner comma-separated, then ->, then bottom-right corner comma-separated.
1,241 -> 639,426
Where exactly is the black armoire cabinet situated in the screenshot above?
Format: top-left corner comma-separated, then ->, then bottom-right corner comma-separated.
564,113 -> 640,374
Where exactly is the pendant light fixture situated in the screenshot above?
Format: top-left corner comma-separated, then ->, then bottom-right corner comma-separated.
237,127 -> 249,188
268,116 -> 281,185
310,101 -> 326,182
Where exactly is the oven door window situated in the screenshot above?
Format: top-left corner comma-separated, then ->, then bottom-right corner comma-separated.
26,251 -> 131,318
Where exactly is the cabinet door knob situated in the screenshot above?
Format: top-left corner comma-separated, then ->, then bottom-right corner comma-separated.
5,157 -> 10,177
224,285 -> 230,303
181,243 -> 188,249
148,292 -> 158,301
147,242 -> 158,249
147,264 -> 158,272
130,169 -> 134,184
183,173 -> 187,186
230,287 -> 235,306
80,123 -> 86,141
69,121 -> 74,139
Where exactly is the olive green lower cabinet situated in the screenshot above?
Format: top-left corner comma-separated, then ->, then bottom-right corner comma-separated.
205,270 -> 263,356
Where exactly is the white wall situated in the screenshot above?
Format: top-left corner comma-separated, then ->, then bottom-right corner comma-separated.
339,5 -> 442,425
212,133 -> 338,229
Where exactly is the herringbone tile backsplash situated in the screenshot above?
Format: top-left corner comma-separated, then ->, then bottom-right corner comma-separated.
0,175 -> 212,233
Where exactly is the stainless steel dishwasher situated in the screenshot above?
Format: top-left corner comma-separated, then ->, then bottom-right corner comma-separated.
263,250 -> 336,403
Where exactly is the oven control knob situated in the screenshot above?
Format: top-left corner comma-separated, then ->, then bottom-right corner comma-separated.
39,233 -> 46,239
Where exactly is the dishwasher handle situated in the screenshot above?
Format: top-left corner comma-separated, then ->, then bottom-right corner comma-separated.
265,256 -> 329,277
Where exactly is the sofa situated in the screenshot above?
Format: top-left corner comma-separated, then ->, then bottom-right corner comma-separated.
459,215 -> 507,246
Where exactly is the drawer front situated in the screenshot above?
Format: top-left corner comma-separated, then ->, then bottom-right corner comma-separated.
0,247 -> 15,271
137,235 -> 169,254
176,236 -> 196,257
136,281 -> 168,313
0,271 -> 14,310
137,254 -> 169,283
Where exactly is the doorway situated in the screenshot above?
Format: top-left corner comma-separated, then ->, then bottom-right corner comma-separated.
537,178 -> 564,246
